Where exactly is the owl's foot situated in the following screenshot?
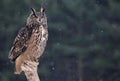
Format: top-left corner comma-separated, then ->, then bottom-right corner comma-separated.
14,68 -> 22,74
14,63 -> 22,75
14,71 -> 21,74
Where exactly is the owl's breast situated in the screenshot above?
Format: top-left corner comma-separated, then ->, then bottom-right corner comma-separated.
41,25 -> 48,41
38,25 -> 48,50
27,25 -> 48,58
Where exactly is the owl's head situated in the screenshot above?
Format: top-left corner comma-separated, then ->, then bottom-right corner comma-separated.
26,7 -> 47,26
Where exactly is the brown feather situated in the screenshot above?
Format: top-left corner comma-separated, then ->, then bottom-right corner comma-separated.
8,7 -> 48,74
8,26 -> 33,62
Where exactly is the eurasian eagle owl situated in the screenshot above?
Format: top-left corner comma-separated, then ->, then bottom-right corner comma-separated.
8,7 -> 48,74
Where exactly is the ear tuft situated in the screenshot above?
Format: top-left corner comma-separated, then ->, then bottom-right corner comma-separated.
40,7 -> 45,13
31,8 -> 38,18
31,8 -> 36,14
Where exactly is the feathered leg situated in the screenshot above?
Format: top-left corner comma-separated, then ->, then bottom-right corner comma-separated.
14,54 -> 24,74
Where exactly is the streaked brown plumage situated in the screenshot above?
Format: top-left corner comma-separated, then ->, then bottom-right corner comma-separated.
8,7 -> 48,74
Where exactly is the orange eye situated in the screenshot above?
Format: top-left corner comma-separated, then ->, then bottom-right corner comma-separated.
34,15 -> 38,18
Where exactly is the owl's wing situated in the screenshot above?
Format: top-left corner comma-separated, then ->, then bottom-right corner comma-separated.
8,26 -> 32,62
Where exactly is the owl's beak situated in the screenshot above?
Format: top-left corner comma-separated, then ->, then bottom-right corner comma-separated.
31,8 -> 38,18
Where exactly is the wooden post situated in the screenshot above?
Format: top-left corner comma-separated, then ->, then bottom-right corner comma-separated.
21,61 -> 40,81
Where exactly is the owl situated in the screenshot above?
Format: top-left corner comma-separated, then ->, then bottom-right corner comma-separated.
8,7 -> 48,74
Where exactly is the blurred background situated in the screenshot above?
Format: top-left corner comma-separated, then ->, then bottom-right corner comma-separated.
0,0 -> 120,81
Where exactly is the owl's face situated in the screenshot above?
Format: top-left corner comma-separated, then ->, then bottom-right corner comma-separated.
26,7 -> 46,25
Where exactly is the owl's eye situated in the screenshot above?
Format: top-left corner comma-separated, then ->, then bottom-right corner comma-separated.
33,15 -> 38,18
